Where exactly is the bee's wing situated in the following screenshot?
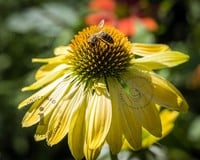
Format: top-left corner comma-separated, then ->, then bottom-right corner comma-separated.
98,19 -> 105,28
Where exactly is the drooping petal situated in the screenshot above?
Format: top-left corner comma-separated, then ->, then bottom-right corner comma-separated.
125,68 -> 188,112
160,110 -> 179,132
34,125 -> 47,141
150,72 -> 189,111
123,71 -> 162,136
108,79 -> 142,150
45,97 -> 70,144
132,43 -> 170,56
84,143 -> 101,160
131,51 -> 189,70
22,64 -> 68,91
120,106 -> 142,150
21,97 -> 44,127
85,89 -> 112,149
121,70 -> 153,110
34,113 -> 51,141
19,74 -> 67,108
106,79 -> 123,154
142,110 -> 179,147
22,80 -> 71,127
68,96 -> 87,160
106,108 -> 122,154
47,83 -> 84,146
134,102 -> 162,137
35,63 -> 61,80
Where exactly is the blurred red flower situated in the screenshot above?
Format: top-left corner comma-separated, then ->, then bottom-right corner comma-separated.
85,0 -> 158,36
188,64 -> 200,89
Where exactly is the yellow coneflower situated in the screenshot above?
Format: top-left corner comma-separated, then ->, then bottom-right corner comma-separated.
19,21 -> 189,160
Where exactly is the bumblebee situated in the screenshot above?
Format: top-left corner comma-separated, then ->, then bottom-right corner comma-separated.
88,20 -> 114,47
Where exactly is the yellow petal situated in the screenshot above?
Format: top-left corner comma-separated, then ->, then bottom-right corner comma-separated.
22,64 -> 68,91
122,71 -> 153,110
106,79 -> 123,154
32,55 -> 67,64
34,125 -> 47,141
109,79 -> 142,150
84,144 -> 101,160
134,102 -> 162,137
85,90 -> 112,149
18,74 -> 67,108
150,72 -> 189,111
106,110 -> 122,154
132,43 -> 170,56
22,98 -> 44,126
22,80 -> 70,127
35,63 -> 60,80
47,84 -> 84,146
45,98 -> 70,145
124,71 -> 162,136
124,69 -> 188,112
68,97 -> 87,160
54,46 -> 70,55
131,51 -> 189,70
34,113 -> 51,141
120,106 -> 142,150
142,110 -> 179,147
159,110 -> 179,136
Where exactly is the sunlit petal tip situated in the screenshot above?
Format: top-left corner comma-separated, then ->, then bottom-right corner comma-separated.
21,83 -> 42,91
46,141 -> 55,147
21,86 -> 31,91
182,52 -> 190,60
150,72 -> 189,112
22,120 -> 32,128
21,108 -> 41,127
166,51 -> 190,65
34,134 -> 46,141
54,46 -> 70,55
131,51 -> 190,71
18,97 -> 36,109
18,102 -> 25,109
177,97 -> 189,112
32,58 -> 48,63
165,97 -> 189,112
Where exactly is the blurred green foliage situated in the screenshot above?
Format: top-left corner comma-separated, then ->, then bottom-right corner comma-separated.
0,0 -> 200,160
